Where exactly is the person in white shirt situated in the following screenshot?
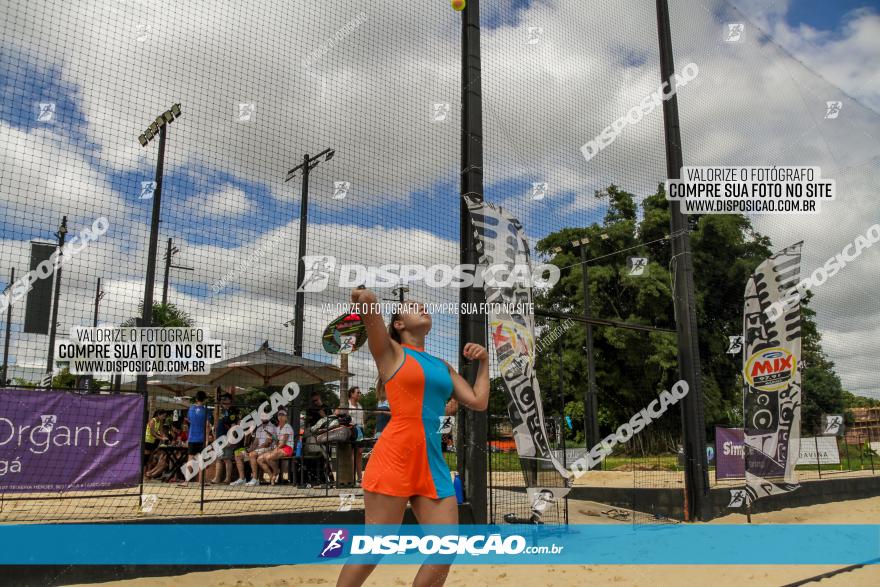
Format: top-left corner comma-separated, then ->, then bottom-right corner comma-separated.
231,414 -> 277,486
257,410 -> 295,485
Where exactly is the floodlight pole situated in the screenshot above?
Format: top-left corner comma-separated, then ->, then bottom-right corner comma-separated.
459,0 -> 488,524
137,123 -> 166,394
656,0 -> 709,521
1,268 -> 14,386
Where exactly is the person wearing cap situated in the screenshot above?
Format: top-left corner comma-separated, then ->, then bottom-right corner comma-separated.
231,412 -> 277,487
257,410 -> 295,485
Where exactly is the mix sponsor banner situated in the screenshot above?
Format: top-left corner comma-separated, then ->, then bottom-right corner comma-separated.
463,195 -> 571,512
715,427 -> 745,479
0,388 -> 142,493
798,436 -> 841,465
0,524 -> 877,565
742,242 -> 803,503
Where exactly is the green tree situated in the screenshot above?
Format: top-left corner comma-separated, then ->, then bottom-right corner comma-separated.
121,301 -> 193,328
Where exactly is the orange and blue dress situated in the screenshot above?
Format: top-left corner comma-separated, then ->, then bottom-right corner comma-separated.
362,343 -> 455,499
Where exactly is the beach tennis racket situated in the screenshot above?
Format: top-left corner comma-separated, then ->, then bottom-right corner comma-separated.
321,285 -> 368,355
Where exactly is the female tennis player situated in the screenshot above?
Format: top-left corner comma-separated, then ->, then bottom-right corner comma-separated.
337,287 -> 489,587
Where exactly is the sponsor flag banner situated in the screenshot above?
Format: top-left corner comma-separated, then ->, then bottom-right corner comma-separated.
0,388 -> 143,493
463,195 -> 570,512
715,427 -> 745,479
742,242 -> 803,503
23,242 -> 56,334
798,436 -> 840,465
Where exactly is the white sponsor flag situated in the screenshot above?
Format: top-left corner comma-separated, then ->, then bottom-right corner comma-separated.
742,242 -> 803,503
463,195 -> 571,513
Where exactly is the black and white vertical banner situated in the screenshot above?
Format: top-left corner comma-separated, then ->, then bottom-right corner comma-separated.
742,242 -> 803,504
463,195 -> 571,515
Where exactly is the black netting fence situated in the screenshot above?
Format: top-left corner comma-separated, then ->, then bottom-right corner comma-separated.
1,0 -> 878,524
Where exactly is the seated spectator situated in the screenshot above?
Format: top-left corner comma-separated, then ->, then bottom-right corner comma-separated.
144,410 -> 168,475
257,410 -> 294,485
231,414 -> 277,486
211,392 -> 240,485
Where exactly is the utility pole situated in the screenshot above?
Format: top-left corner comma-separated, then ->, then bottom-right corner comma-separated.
655,0 -> 709,521
459,0 -> 488,524
285,147 -> 335,358
162,237 -> 194,305
575,239 -> 600,450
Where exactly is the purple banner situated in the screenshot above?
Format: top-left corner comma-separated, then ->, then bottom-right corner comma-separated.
715,427 -> 745,479
0,388 -> 143,493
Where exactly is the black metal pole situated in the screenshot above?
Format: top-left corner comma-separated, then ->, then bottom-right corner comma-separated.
137,123 -> 166,395
2,268 -> 14,386
655,0 -> 709,521
579,244 -> 600,450
45,216 -> 67,381
162,237 -> 172,305
557,334 -> 568,524
293,153 -> 310,358
459,0 -> 488,524
93,278 -> 102,328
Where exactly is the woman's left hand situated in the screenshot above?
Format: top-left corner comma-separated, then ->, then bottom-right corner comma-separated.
463,343 -> 488,362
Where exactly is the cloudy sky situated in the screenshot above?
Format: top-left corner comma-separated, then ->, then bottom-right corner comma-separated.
0,0 -> 878,399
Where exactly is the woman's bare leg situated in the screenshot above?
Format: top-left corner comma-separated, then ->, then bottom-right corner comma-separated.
336,491 -> 408,587
409,495 -> 458,587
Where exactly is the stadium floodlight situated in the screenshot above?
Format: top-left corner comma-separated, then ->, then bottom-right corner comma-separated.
551,246 -> 563,254
324,149 -> 335,162
138,104 -> 182,148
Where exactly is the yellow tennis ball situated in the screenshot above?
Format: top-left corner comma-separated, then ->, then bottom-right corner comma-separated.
451,0 -> 466,11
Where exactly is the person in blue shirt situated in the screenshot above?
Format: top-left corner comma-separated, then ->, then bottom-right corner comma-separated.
182,390 -> 211,486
